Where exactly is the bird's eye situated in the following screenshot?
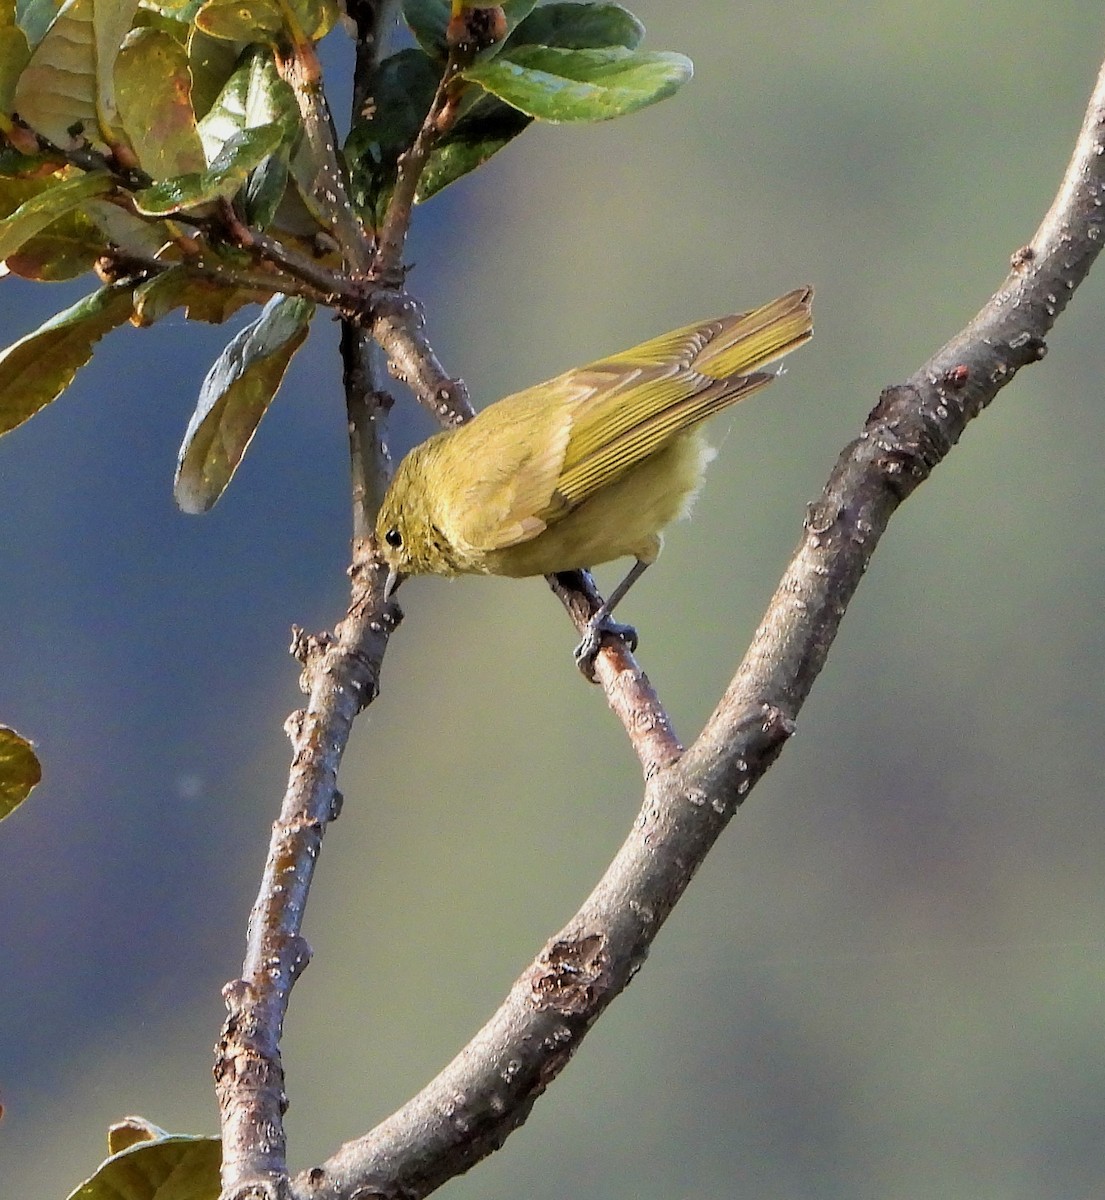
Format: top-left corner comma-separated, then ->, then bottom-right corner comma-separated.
384,527 -> 403,549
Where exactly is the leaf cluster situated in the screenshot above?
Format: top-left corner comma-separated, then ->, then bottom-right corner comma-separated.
0,0 -> 689,513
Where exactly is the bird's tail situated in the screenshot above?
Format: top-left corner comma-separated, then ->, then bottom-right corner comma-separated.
691,285 -> 814,380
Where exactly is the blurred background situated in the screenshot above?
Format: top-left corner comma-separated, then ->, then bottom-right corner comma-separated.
4,3 -> 1105,1197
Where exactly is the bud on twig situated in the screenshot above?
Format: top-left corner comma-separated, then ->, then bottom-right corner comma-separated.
446,3 -> 508,61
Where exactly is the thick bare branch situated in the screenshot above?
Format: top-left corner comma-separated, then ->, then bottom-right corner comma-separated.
690,51 -> 1105,796
287,53 -> 1105,1200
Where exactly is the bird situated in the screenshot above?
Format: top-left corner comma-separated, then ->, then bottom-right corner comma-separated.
376,285 -> 813,675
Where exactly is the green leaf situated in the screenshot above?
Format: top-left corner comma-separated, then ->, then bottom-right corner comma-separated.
83,195 -> 172,257
115,26 -> 206,179
65,1130 -> 221,1200
175,293 -> 313,512
0,282 -> 134,436
134,121 -> 284,214
242,151 -> 287,229
197,47 -> 298,164
401,0 -> 446,56
15,0 -> 63,47
0,170 -> 112,259
509,2 -> 643,50
462,44 -> 691,122
404,0 -> 536,58
186,26 -> 238,121
418,94 -> 530,201
345,47 -> 438,224
0,726 -> 41,822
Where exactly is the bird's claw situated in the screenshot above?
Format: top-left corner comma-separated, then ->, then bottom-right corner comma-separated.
573,614 -> 639,682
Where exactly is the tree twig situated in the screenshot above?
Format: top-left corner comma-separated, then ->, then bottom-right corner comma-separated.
285,51 -> 1105,1200
369,53 -> 464,284
341,319 -> 393,551
274,12 -> 374,275
214,9 -> 397,1200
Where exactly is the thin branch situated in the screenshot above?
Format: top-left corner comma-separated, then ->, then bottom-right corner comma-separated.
287,51 -> 1105,1200
274,16 -> 374,275
370,1 -> 527,280
548,570 -> 683,776
341,320 -> 393,550
370,290 -> 474,424
215,590 -> 396,1200
7,118 -> 153,189
215,11 -> 397,1200
96,243 -> 332,307
369,46 -> 467,284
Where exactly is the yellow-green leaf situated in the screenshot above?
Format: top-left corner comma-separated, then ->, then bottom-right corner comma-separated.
194,0 -> 336,43
13,0 -> 99,145
175,293 -> 313,512
5,204 -> 103,278
0,23 -> 31,115
115,26 -> 205,179
132,265 -> 269,326
65,1130 -> 221,1200
0,170 -> 111,258
13,0 -> 140,149
0,726 -> 41,822
193,0 -> 283,42
133,122 -> 284,215
0,282 -> 134,436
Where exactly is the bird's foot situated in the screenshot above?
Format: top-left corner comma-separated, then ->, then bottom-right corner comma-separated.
574,614 -> 639,682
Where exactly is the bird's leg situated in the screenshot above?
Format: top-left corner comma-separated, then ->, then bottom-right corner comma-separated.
573,558 -> 650,680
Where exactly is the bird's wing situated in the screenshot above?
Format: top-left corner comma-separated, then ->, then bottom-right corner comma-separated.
547,287 -> 813,512
551,371 -> 774,511
438,390 -> 576,553
443,287 -> 813,549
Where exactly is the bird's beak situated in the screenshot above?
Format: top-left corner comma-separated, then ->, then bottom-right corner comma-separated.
383,567 -> 403,601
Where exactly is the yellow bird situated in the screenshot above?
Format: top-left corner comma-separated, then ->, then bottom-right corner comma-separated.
377,286 -> 813,671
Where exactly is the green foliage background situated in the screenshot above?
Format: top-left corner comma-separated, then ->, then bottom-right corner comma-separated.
3,3 -> 1105,1197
